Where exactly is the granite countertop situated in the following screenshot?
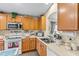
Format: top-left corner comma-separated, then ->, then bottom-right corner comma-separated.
47,43 -> 79,56
29,36 -> 79,56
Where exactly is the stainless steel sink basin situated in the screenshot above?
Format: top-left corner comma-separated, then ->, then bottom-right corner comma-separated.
39,37 -> 54,43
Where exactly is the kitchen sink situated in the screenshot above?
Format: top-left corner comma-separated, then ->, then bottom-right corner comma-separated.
39,37 -> 54,43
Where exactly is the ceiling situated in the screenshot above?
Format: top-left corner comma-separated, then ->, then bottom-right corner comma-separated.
0,3 -> 52,17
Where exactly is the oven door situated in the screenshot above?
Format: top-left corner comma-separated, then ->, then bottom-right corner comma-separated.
4,39 -> 21,54
8,41 -> 19,49
4,40 -> 21,49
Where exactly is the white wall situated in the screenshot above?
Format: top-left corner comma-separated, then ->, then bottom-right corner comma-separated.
44,3 -> 57,36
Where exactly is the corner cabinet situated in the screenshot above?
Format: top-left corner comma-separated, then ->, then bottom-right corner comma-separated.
0,14 -> 7,30
36,39 -> 47,56
58,3 -> 78,31
39,41 -> 47,56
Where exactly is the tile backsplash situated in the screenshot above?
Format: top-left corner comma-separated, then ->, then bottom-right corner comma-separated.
59,31 -> 79,46
60,31 -> 76,42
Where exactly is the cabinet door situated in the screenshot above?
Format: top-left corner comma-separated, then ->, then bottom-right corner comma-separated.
22,37 -> 29,52
41,16 -> 46,30
40,42 -> 47,56
38,18 -> 41,30
58,3 -> 78,31
36,39 -> 47,56
7,15 -> 15,22
29,38 -> 36,50
34,19 -> 39,30
0,14 -> 6,30
22,17 -> 30,30
30,18 -> 35,30
36,39 -> 40,54
15,16 -> 22,22
0,41 -> 4,51
7,15 -> 22,23
38,16 -> 46,30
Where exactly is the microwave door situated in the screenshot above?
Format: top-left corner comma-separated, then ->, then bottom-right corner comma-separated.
8,24 -> 18,29
15,24 -> 18,29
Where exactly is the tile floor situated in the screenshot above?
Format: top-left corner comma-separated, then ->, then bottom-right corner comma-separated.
19,51 -> 39,56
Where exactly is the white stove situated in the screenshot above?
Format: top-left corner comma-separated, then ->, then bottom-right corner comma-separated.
4,30 -> 23,54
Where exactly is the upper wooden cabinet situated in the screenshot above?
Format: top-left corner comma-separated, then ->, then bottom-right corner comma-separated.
34,19 -> 39,30
22,16 -> 39,30
0,13 -> 46,30
38,16 -> 46,30
22,16 -> 32,30
30,18 -> 35,30
58,3 -> 78,31
0,14 -> 7,30
7,15 -> 22,23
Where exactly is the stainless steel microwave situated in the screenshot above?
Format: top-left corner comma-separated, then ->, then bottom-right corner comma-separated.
7,23 -> 22,29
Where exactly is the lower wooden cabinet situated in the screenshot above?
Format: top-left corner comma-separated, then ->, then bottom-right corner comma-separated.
22,37 -> 36,53
29,38 -> 36,50
22,37 -> 29,52
36,39 -> 40,53
0,41 -> 4,51
22,36 -> 47,56
36,39 -> 47,56
40,42 -> 47,56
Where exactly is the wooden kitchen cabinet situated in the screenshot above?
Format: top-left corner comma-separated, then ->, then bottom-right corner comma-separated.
0,14 -> 7,30
15,16 -> 22,22
36,39 -> 47,56
58,3 -> 78,31
22,16 -> 39,30
22,16 -> 32,30
38,16 -> 46,30
36,39 -> 40,54
34,18 -> 39,30
22,36 -> 36,53
29,38 -> 36,50
0,40 -> 4,51
40,41 -> 47,56
7,15 -> 22,23
22,37 -> 29,52
30,18 -> 35,30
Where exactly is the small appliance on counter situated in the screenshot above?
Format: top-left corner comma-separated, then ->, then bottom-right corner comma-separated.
53,33 -> 63,45
36,31 -> 44,37
29,30 -> 36,36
